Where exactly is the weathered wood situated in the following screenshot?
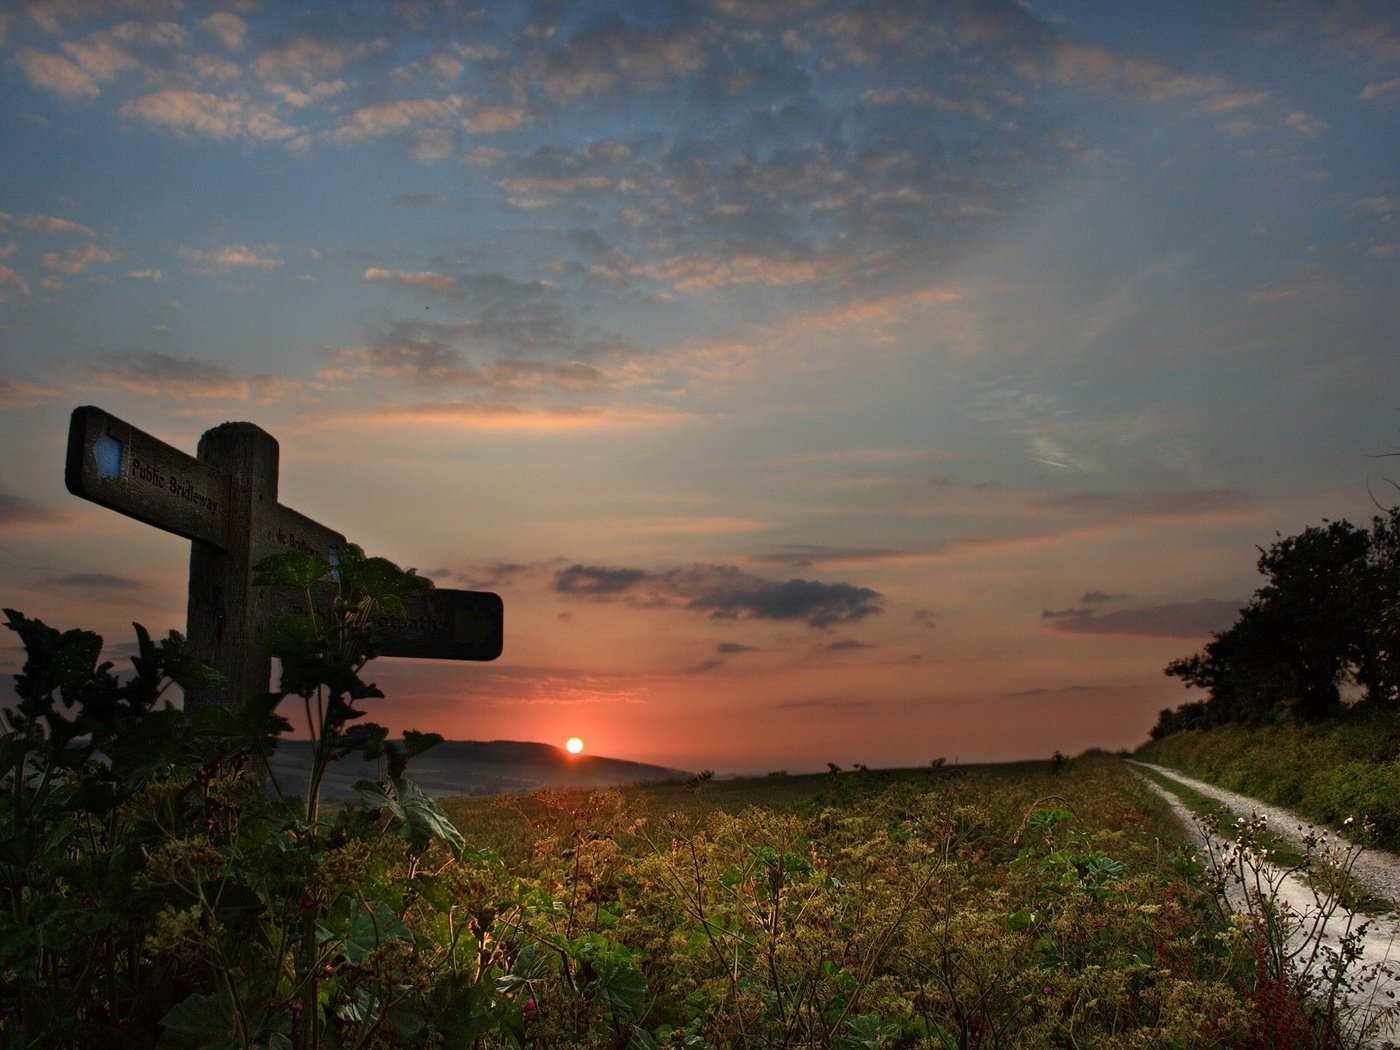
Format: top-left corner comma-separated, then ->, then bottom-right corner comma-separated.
66,405 -> 229,549
65,405 -> 504,716
266,585 -> 504,662
185,423 -> 283,716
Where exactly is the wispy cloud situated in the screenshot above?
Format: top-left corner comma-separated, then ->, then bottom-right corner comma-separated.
1044,599 -> 1244,639
327,97 -> 463,144
0,492 -> 65,529
178,243 -> 284,273
87,352 -> 294,404
555,562 -> 883,628
316,401 -> 690,433
121,91 -> 296,142
0,266 -> 29,299
45,572 -> 143,592
362,268 -> 457,293
0,380 -> 60,409
1360,77 -> 1400,103
530,22 -> 706,102
40,243 -> 117,274
19,215 -> 97,237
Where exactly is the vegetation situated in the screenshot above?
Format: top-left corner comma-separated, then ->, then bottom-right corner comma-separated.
1143,503 -> 1400,853
1137,708 -> 1400,853
3,538 -> 1396,1046
1153,508 -> 1400,737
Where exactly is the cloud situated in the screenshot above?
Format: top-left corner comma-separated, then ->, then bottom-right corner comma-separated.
0,266 -> 29,298
1005,684 -> 1105,698
717,642 -> 757,654
1044,599 -> 1244,639
1080,590 -> 1127,604
121,91 -> 296,142
465,104 -> 528,133
386,663 -> 652,708
318,401 -> 687,434
1041,607 -> 1092,621
824,639 -> 873,652
1203,91 -> 1269,112
1041,488 -> 1258,522
201,12 -> 247,50
647,251 -> 856,291
40,243 -> 117,274
250,35 -> 377,106
1360,78 -> 1400,103
19,215 -> 97,237
0,380 -> 59,409
554,563 -> 883,628
327,96 -> 463,144
1284,110 -> 1328,136
16,47 -> 99,98
323,325 -> 613,396
178,243 -> 284,273
363,268 -> 457,293
533,22 -> 707,102
1026,40 -> 1226,102
87,352 -> 292,404
772,697 -> 874,711
0,492 -> 65,529
45,573 -> 143,592
18,19 -> 194,101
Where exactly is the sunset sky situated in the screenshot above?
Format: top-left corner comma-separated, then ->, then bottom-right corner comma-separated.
2,1 -> 1398,774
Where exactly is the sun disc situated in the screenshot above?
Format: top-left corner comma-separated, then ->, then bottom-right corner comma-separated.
565,736 -> 584,755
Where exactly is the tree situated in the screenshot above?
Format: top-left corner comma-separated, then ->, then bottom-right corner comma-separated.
1251,520 -> 1371,720
1158,518 -> 1380,734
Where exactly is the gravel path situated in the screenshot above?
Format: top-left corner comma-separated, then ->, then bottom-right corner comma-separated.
1130,761 -> 1400,1046
1130,761 -> 1400,909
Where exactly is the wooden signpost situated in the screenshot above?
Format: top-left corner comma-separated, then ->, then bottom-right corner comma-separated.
65,405 -> 502,713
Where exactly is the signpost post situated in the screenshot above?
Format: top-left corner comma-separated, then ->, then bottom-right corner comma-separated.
65,405 -> 502,714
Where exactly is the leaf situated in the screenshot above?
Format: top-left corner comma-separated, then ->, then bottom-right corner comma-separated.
1006,909 -> 1036,931
403,729 -> 444,760
343,897 -> 413,965
253,549 -> 333,589
392,776 -> 467,854
156,990 -> 242,1050
336,544 -> 433,605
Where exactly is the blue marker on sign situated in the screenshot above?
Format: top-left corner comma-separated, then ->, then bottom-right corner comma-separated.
92,429 -> 123,481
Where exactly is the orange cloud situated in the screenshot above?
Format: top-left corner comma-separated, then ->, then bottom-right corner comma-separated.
310,401 -> 693,433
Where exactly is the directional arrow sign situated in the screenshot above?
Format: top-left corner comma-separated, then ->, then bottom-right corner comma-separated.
65,405 -> 502,715
267,585 -> 504,662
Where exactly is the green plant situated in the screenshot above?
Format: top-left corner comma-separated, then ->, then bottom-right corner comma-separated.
1193,807 -> 1399,1048
0,545 -> 494,1050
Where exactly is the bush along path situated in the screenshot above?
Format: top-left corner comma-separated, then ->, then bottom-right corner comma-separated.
1132,760 -> 1400,1047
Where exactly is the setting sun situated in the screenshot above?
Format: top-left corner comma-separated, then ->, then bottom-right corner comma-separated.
565,737 -> 585,755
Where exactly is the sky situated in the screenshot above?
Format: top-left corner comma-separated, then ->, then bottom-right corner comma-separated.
1,0 -> 1398,775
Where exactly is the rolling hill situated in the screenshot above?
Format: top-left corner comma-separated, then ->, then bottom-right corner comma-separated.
265,738 -> 694,803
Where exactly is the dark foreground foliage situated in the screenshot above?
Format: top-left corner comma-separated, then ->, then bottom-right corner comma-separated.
1,576 -> 1377,1047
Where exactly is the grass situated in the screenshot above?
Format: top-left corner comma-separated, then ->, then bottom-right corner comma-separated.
1137,706 -> 1400,853
441,760 -> 1064,866
1132,761 -> 1397,915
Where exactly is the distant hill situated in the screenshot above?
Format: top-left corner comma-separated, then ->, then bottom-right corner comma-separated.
265,739 -> 694,803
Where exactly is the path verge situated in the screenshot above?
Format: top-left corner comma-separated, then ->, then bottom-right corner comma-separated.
1130,760 -> 1400,1046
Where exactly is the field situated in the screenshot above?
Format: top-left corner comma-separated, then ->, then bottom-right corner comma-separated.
5,593 -> 1391,1048
419,755 -> 1313,1047
5,733 -> 1394,1047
